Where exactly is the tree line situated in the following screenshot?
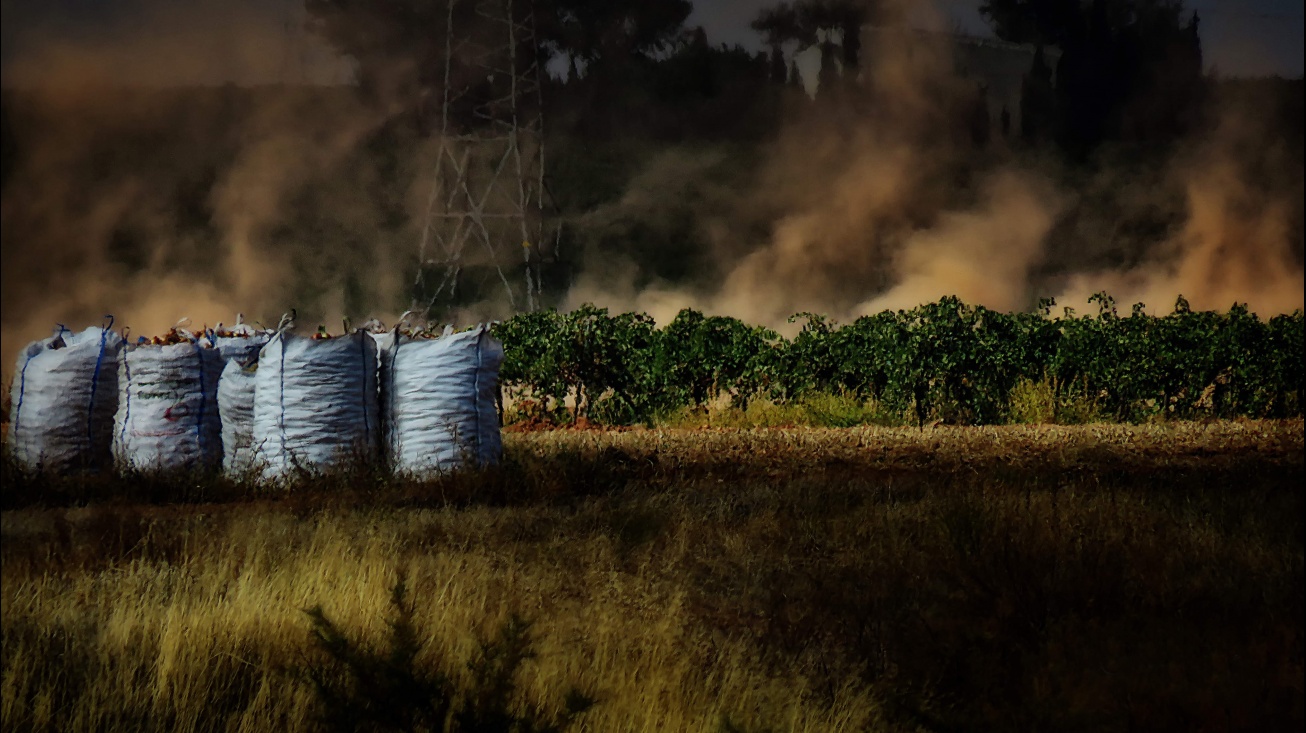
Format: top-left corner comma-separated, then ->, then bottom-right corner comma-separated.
305,0 -> 1208,152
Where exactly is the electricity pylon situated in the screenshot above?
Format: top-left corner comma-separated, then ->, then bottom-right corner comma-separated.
412,0 -> 547,319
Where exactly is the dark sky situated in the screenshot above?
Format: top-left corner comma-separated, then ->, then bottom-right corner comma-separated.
1,0 -> 1303,84
690,0 -> 1304,77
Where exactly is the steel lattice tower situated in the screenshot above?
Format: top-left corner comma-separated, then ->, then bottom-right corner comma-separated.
413,0 -> 546,317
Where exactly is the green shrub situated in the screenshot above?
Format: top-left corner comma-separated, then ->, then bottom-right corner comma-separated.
1007,377 -> 1057,424
656,391 -> 898,429
1007,375 -> 1103,425
798,391 -> 899,428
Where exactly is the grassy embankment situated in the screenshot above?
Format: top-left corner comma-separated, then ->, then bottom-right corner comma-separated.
2,421 -> 1303,732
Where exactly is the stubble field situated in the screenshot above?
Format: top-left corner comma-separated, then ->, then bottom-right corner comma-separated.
2,420 -> 1303,732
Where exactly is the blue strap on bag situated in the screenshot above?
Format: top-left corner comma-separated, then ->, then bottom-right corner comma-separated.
390,334 -> 402,459
12,347 -> 39,449
193,340 -> 207,463
358,332 -> 373,453
87,316 -> 114,457
474,327 -> 485,464
13,325 -> 69,465
272,311 -> 296,473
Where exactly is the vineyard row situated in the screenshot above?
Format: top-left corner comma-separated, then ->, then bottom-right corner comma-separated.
490,294 -> 1305,426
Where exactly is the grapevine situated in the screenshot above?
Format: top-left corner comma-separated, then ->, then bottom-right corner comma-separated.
490,297 -> 1306,426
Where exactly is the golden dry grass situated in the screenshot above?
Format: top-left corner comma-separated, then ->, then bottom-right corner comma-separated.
1,504 -> 877,732
3,420 -> 1303,732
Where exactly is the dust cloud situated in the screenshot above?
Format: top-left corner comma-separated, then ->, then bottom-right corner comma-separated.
2,0 -> 1302,384
1055,99 -> 1305,316
564,1 -> 1302,332
2,0 -> 352,88
1,1 -> 418,379
859,169 -> 1059,315
565,6 -> 1066,332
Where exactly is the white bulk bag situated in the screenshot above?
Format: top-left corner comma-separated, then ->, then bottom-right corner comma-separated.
252,331 -> 380,481
217,359 -> 259,477
370,329 -> 396,382
8,325 -> 122,473
212,325 -> 271,478
213,330 -> 270,365
369,329 -> 395,354
369,329 -> 396,440
113,341 -> 223,472
382,324 -> 503,476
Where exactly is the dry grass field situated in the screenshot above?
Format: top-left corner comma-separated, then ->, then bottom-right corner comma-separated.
2,420 -> 1303,732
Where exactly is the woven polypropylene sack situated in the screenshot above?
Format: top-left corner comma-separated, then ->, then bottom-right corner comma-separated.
252,332 -> 380,481
213,331 -> 270,365
217,359 -> 260,477
8,326 -> 123,473
382,325 -> 503,476
369,330 -> 395,448
113,342 -> 223,472
212,328 -> 270,478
